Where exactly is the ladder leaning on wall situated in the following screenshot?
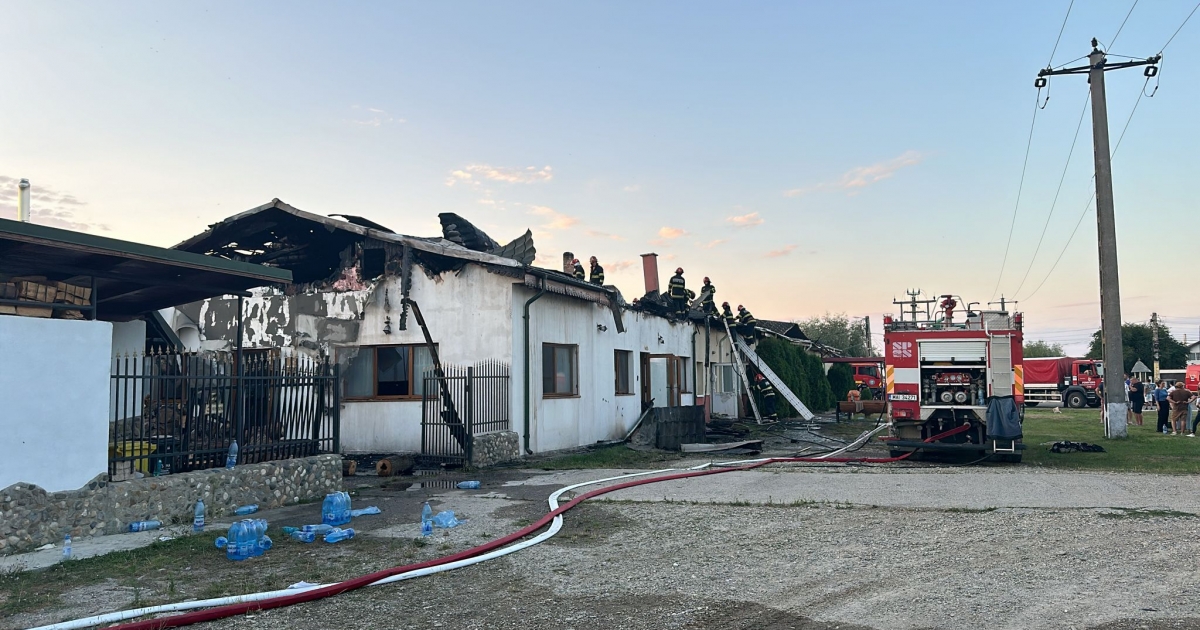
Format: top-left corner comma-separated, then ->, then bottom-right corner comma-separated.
721,316 -> 763,424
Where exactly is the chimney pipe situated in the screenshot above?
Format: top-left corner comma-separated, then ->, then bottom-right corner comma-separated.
640,253 -> 659,295
17,179 -> 30,223
562,252 -> 574,274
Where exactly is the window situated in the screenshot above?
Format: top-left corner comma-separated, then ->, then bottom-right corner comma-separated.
543,343 -> 578,397
340,344 -> 436,400
676,356 -> 691,393
615,350 -> 633,395
361,248 -> 386,279
719,365 -> 736,393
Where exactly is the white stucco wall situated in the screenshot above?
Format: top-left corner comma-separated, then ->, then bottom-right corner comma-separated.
513,286 -> 699,454
0,317 -> 113,492
110,320 -> 146,422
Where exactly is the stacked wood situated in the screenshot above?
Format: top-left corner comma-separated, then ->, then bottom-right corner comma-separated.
376,454 -> 415,477
0,279 -> 58,317
342,459 -> 358,476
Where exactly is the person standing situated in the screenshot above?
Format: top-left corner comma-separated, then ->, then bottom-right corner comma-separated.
588,256 -> 605,285
1168,384 -> 1195,435
699,277 -> 716,314
667,267 -> 688,315
721,302 -> 737,330
1128,377 -> 1145,427
755,373 -> 778,421
1155,381 -> 1171,434
572,258 -> 586,281
736,305 -> 757,339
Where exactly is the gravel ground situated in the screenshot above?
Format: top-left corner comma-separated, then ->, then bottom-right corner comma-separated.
12,464 -> 1200,630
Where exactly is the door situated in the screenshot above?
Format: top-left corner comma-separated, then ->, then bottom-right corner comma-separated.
989,337 -> 1013,396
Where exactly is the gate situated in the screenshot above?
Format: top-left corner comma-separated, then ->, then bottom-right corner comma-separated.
421,360 -> 510,464
109,349 -> 340,479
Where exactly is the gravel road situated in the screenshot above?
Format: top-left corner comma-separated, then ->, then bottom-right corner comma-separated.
188,464 -> 1200,630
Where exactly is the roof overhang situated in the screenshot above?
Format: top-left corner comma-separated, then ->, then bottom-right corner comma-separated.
0,218 -> 292,321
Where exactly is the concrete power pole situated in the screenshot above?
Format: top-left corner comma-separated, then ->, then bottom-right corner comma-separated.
1152,312 -> 1160,382
1037,40 -> 1160,438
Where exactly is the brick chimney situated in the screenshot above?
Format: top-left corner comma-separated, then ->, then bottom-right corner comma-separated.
640,253 -> 659,295
562,252 -> 575,274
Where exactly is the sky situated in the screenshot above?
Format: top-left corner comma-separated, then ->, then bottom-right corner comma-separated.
2,1 -> 1199,355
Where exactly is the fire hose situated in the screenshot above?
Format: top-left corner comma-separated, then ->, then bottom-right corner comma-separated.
40,424 -> 970,630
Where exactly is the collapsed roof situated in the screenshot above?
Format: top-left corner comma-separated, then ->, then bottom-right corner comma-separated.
174,199 -> 529,284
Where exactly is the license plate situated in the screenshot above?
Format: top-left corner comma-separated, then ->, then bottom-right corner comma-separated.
888,394 -> 918,402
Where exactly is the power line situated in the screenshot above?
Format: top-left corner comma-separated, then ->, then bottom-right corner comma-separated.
1009,93 -> 1091,298
991,0 -> 1074,300
1161,0 -> 1200,52
1018,78 -> 1149,302
1109,0 -> 1139,49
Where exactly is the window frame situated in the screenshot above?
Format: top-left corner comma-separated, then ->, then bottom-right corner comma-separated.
543,342 -> 580,398
615,350 -> 634,396
338,343 -> 436,401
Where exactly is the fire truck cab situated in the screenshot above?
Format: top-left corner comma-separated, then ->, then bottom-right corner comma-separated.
883,293 -> 1025,462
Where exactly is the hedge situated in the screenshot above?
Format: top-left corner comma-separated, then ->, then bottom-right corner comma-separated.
753,338 -> 836,415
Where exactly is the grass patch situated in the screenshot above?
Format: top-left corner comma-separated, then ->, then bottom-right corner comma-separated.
533,445 -> 687,470
1022,407 -> 1200,474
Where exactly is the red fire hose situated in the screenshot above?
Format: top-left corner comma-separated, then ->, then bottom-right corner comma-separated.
108,424 -> 970,630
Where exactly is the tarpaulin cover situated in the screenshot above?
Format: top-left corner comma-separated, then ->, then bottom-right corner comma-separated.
986,395 -> 1023,440
1023,357 -> 1074,386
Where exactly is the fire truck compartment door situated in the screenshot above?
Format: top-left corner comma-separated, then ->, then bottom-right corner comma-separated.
918,340 -> 987,363
989,337 -> 1014,396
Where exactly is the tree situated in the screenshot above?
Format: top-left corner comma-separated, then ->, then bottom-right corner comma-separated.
754,338 -> 834,414
826,363 -> 855,402
1085,323 -> 1188,373
1023,340 -> 1065,358
799,312 -> 872,356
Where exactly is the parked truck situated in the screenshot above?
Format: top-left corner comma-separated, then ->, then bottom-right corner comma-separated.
883,293 -> 1025,462
1022,357 -> 1103,408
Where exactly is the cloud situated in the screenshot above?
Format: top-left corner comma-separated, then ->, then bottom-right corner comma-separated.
608,259 -> 636,272
698,239 -> 727,249
445,164 -> 554,187
764,244 -> 797,258
348,105 -> 403,127
586,228 -> 625,241
657,226 -> 686,239
528,205 -> 578,230
0,176 -> 109,232
725,211 -> 764,228
622,184 -> 641,193
784,150 -> 923,197
477,199 -> 497,205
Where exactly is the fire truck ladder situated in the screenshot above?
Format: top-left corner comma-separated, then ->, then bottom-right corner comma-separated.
735,337 -> 816,422
721,317 -> 762,424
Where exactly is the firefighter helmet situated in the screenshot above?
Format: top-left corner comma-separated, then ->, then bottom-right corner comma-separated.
589,256 -> 597,263
722,302 -> 729,308
675,267 -> 684,274
703,277 -> 710,283
737,305 -> 745,311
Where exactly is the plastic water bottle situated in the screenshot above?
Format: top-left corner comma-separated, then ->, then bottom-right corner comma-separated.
193,500 -> 206,533
62,534 -> 72,560
129,520 -> 162,532
289,530 -> 316,543
153,459 -> 164,477
225,440 -> 238,469
322,492 -> 351,526
457,481 -> 481,489
324,527 -> 356,543
350,506 -> 381,517
421,502 -> 433,537
235,504 -> 259,515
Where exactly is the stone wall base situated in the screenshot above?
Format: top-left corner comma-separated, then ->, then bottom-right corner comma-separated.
470,431 -> 520,467
0,455 -> 342,556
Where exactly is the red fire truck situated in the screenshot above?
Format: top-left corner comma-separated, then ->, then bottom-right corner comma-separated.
882,293 -> 1025,462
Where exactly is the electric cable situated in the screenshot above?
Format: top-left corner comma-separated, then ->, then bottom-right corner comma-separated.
1009,92 -> 1091,299
1160,0 -> 1200,53
1109,0 -> 1139,49
1047,0 -> 1075,66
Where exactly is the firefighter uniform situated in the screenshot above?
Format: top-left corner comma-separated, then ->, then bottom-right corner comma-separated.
572,260 -> 585,280
756,376 -> 778,420
590,262 -> 605,285
736,306 -> 757,339
700,280 -> 716,314
667,270 -> 687,315
721,303 -> 737,329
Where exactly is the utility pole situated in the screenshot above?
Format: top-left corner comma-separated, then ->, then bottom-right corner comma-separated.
1152,312 -> 1160,382
1037,40 -> 1160,438
863,316 -> 872,356
989,296 -> 1016,312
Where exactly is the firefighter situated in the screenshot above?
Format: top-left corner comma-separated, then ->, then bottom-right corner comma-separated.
572,258 -> 585,281
755,373 -> 778,420
667,267 -> 688,315
700,277 -> 716,314
736,305 -> 757,339
589,256 -> 605,285
721,302 -> 737,329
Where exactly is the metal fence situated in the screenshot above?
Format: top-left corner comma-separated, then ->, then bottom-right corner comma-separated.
109,349 -> 340,480
421,360 -> 511,464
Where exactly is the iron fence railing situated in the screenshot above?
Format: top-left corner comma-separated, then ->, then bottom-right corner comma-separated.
109,348 -> 339,480
421,360 -> 511,464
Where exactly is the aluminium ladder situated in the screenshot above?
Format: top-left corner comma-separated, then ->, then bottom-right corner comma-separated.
734,337 -> 816,422
721,317 -> 763,424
